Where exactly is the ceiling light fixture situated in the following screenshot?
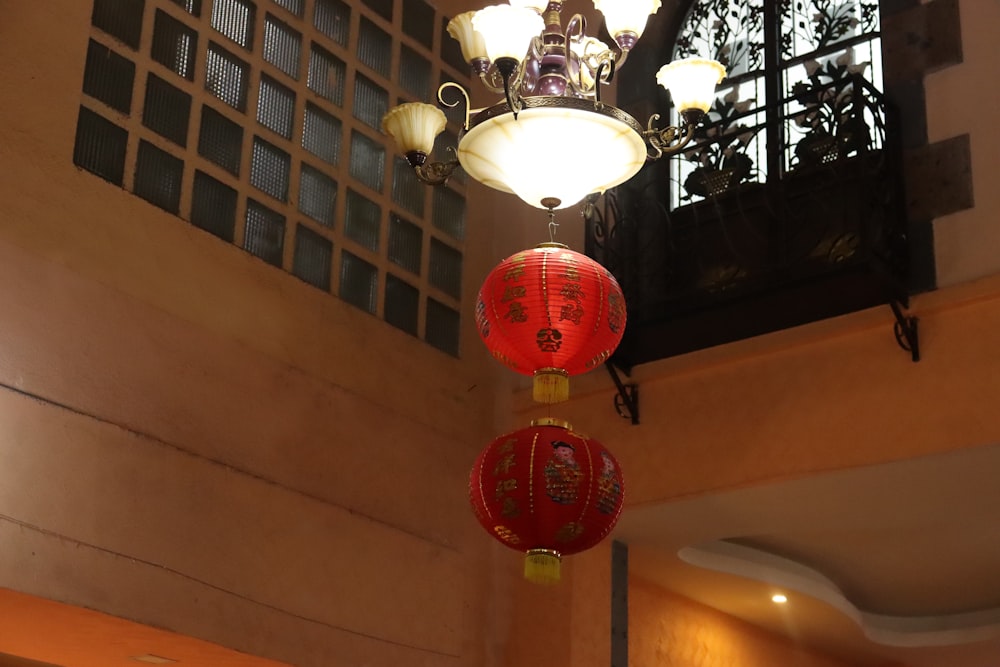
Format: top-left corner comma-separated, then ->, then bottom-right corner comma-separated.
772,593 -> 788,604
382,0 -> 725,212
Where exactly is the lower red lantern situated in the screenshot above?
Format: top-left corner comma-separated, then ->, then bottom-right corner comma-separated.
468,418 -> 625,584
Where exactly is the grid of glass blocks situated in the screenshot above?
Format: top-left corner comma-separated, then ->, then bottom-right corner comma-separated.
77,0 -> 467,356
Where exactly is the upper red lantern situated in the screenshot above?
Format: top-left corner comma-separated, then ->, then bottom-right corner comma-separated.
475,243 -> 626,403
468,418 -> 625,584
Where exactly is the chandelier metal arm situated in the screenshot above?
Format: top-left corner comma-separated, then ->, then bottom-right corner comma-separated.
437,81 -> 472,131
643,113 -> 698,160
414,159 -> 461,186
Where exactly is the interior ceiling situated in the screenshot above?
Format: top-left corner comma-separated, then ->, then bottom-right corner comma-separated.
614,441 -> 1000,667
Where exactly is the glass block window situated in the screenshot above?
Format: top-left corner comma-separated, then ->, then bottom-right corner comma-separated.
263,14 -> 302,79
134,139 -> 184,213
273,0 -> 304,18
314,0 -> 350,47
198,105 -> 243,175
191,170 -> 237,241
399,45 -> 432,101
431,187 -> 465,241
83,39 -> 135,114
74,106 -> 128,185
92,0 -> 145,50
257,74 -> 296,138
357,17 -> 392,78
212,0 -> 256,50
293,225 -> 333,289
302,102 -> 341,164
340,251 -> 378,313
245,199 -> 286,265
402,0 -> 435,50
151,9 -> 198,80
349,130 -> 385,192
388,214 -> 422,275
352,74 -> 388,130
251,136 -> 291,200
391,157 -> 424,216
429,237 -> 462,299
384,273 -> 419,335
77,0 -> 468,355
206,42 -> 250,111
299,163 -> 337,227
308,44 -> 346,106
143,73 -> 192,146
344,188 -> 381,251
426,298 -> 460,356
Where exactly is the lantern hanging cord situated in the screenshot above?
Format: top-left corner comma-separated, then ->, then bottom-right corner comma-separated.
548,210 -> 559,243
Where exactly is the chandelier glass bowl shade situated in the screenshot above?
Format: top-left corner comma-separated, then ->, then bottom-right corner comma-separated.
380,0 -> 726,211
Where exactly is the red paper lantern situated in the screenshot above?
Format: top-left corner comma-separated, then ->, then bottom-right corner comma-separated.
469,418 -> 625,584
475,242 -> 627,403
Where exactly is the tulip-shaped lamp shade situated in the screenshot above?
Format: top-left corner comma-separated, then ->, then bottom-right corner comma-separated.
656,57 -> 727,114
472,4 -> 544,64
593,0 -> 661,45
381,103 -> 447,167
446,11 -> 489,67
508,0 -> 550,14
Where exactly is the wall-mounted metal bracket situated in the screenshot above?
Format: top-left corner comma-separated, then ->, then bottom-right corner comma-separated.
605,363 -> 639,425
890,300 -> 919,362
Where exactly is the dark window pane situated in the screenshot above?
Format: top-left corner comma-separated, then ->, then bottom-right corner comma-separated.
273,0 -> 304,18
340,250 -> 378,313
293,225 -> 333,289
399,45 -> 432,101
308,43 -> 346,106
299,163 -> 337,227
264,14 -> 302,79
357,17 -> 392,78
198,105 -> 243,175
151,9 -> 198,80
169,0 -> 202,16
250,136 -> 291,200
345,189 -> 380,251
134,140 -> 183,213
83,39 -> 135,114
384,274 -> 419,335
352,74 -> 388,130
426,298 -> 459,356
92,0 -> 145,50
402,0 -> 435,50
441,15 -> 467,74
388,213 -> 422,275
429,237 -> 462,299
191,170 -> 237,241
349,130 -> 385,192
212,0 -> 256,49
143,73 -> 192,146
392,156 -> 424,216
245,199 -> 286,265
257,74 -> 295,138
314,0 -> 350,47
73,106 -> 128,185
206,42 -> 249,111
432,187 -> 465,241
303,102 -> 341,164
362,0 -> 392,21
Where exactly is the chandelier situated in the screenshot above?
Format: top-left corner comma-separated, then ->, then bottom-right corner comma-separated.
381,0 -> 725,212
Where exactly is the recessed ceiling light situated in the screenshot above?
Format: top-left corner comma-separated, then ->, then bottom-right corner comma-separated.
131,655 -> 178,664
772,593 -> 788,604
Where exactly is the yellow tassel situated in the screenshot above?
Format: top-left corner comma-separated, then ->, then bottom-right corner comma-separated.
524,549 -> 561,584
533,369 -> 569,403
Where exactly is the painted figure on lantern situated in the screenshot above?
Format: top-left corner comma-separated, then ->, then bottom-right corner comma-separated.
545,440 -> 582,504
597,451 -> 623,514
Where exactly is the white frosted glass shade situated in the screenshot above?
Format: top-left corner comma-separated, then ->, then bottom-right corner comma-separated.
457,104 -> 646,210
656,57 -> 726,113
446,12 -> 489,64
508,0 -> 549,13
381,103 -> 447,155
593,0 -> 661,40
471,5 -> 543,63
